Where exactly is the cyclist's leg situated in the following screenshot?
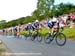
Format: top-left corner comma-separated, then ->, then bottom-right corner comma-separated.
53,25 -> 58,32
50,25 -> 58,41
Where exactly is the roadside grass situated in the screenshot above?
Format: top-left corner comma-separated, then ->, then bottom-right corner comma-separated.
0,41 -> 13,56
0,43 -> 7,56
20,28 -> 75,40
63,28 -> 75,40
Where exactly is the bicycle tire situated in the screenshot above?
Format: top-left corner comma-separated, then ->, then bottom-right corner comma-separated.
31,34 -> 37,41
55,32 -> 66,46
37,34 -> 42,42
24,34 -> 29,40
44,33 -> 51,44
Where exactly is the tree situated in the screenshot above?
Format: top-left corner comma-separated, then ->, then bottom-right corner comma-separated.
32,0 -> 55,19
0,20 -> 6,24
55,3 -> 75,15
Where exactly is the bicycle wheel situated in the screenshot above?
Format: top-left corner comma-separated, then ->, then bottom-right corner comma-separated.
31,33 -> 37,41
0,39 -> 2,44
24,34 -> 29,40
55,32 -> 66,46
37,34 -> 42,42
44,33 -> 51,44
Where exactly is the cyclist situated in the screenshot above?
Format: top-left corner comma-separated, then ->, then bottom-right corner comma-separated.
48,16 -> 65,41
30,20 -> 45,40
2,29 -> 5,35
66,15 -> 71,26
32,20 -> 43,31
25,23 -> 35,36
17,24 -> 22,38
13,26 -> 18,37
25,23 -> 35,31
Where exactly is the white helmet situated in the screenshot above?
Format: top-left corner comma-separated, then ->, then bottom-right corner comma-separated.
52,17 -> 57,22
35,20 -> 39,22
28,23 -> 31,24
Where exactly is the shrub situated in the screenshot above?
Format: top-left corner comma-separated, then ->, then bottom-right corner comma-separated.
20,28 -> 75,40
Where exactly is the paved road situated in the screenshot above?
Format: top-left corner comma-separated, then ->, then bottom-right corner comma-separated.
0,35 -> 75,56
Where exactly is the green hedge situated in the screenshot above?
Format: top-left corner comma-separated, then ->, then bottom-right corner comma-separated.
63,28 -> 75,40
20,28 -> 75,40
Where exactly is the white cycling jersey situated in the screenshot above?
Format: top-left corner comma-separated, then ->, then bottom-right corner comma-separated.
48,17 -> 57,23
48,17 -> 66,28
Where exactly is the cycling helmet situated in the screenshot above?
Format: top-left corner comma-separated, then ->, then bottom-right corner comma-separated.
35,20 -> 39,22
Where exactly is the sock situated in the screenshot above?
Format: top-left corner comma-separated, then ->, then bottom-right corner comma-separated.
50,32 -> 53,41
50,32 -> 53,36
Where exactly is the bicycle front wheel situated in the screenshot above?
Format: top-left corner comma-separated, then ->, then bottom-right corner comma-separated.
55,33 -> 66,46
44,33 -> 51,44
37,34 -> 42,42
31,33 -> 37,41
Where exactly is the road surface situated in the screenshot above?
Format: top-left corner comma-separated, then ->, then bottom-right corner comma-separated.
0,35 -> 75,56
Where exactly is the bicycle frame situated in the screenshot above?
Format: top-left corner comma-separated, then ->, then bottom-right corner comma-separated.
53,22 -> 64,38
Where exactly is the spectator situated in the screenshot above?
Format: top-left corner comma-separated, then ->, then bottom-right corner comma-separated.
66,15 -> 71,25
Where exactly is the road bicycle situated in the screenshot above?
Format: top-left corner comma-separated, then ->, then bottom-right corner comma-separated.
24,30 -> 33,40
44,23 -> 66,46
31,29 -> 42,42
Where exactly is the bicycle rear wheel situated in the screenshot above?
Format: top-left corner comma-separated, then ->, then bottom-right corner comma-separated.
24,33 -> 29,40
55,32 -> 66,46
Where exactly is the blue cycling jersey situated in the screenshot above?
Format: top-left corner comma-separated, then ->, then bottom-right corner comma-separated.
25,25 -> 35,31
48,21 -> 55,28
48,18 -> 57,28
32,23 -> 39,29
14,27 -> 17,32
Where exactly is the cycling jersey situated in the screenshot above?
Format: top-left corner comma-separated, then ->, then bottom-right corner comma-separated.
25,25 -> 35,31
32,23 -> 43,30
32,23 -> 39,28
48,17 -> 66,28
48,18 -> 57,28
3,29 -> 5,32
13,27 -> 17,32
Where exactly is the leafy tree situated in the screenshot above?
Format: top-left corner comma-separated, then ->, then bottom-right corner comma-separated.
0,20 -> 6,24
32,0 -> 55,19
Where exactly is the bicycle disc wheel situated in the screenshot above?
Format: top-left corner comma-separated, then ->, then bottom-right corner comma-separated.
55,33 -> 66,46
37,34 -> 42,42
44,33 -> 51,44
